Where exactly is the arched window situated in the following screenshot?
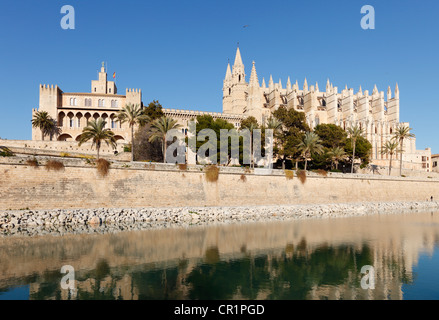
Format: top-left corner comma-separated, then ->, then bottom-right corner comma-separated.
98,99 -> 105,107
85,98 -> 92,107
109,88 -> 112,93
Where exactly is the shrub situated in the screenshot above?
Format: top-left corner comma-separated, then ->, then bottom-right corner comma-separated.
315,169 -> 327,177
178,163 -> 188,171
60,152 -> 70,158
45,160 -> 65,171
240,174 -> 247,182
79,154 -> 95,160
285,170 -> 294,180
0,146 -> 14,157
205,165 -> 219,183
96,159 -> 110,177
297,170 -> 307,184
123,144 -> 132,153
26,158 -> 39,167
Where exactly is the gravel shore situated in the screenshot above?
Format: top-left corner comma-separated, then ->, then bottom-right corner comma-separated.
1,201 -> 439,237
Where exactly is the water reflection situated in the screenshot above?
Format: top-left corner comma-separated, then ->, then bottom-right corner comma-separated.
1,210 -> 439,300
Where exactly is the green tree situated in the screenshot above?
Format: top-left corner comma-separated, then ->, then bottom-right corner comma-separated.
298,132 -> 324,171
392,124 -> 415,176
272,106 -> 310,169
142,100 -> 165,120
347,125 -> 364,173
189,115 -> 236,165
327,146 -> 347,170
314,124 -> 347,149
117,104 -> 150,161
31,111 -> 58,141
344,136 -> 372,169
381,140 -> 399,176
78,119 -> 117,159
148,116 -> 181,163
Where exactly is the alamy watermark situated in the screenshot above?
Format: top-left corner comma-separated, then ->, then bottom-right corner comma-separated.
361,5 -> 375,30
61,265 -> 77,298
60,5 -> 75,30
165,121 -> 274,170
360,265 -> 375,289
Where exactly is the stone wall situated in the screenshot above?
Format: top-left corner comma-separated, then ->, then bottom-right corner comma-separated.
1,157 -> 439,210
0,139 -> 125,156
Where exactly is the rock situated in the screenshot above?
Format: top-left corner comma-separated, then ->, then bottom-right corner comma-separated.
89,216 -> 101,225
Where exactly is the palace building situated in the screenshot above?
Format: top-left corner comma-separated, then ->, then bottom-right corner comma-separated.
31,49 -> 431,171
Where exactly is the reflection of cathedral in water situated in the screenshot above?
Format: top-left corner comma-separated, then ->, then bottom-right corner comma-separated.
2,211 -> 439,300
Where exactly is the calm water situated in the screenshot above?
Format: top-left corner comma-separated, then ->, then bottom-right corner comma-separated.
1,210 -> 439,300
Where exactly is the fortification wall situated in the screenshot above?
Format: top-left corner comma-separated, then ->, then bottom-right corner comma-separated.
1,158 -> 439,210
0,139 -> 126,157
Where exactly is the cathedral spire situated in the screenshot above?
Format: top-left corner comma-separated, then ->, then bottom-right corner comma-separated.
234,46 -> 244,67
387,86 -> 392,100
224,62 -> 232,81
373,84 -> 378,96
232,46 -> 245,83
286,77 -> 292,92
303,78 -> 308,93
315,82 -> 319,92
269,75 -> 274,90
326,79 -> 330,92
261,78 -> 266,88
278,78 -> 282,89
249,61 -> 259,87
395,83 -> 399,99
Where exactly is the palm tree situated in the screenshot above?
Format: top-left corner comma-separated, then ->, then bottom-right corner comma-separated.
78,119 -> 117,159
148,116 -> 181,163
297,132 -> 324,171
392,124 -> 415,176
347,125 -> 364,174
327,146 -> 346,170
381,140 -> 399,176
31,111 -> 58,141
117,104 -> 150,161
241,121 -> 259,168
266,117 -> 283,136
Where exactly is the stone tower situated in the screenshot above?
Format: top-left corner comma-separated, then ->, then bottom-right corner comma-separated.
222,62 -> 233,113
230,47 -> 247,114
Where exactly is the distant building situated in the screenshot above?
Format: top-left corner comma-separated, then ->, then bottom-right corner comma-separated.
32,62 -> 141,143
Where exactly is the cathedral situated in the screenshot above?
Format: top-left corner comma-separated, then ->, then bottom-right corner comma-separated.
222,47 -> 430,168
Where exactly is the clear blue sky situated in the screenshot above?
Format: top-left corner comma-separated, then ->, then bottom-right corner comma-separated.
0,0 -> 438,152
